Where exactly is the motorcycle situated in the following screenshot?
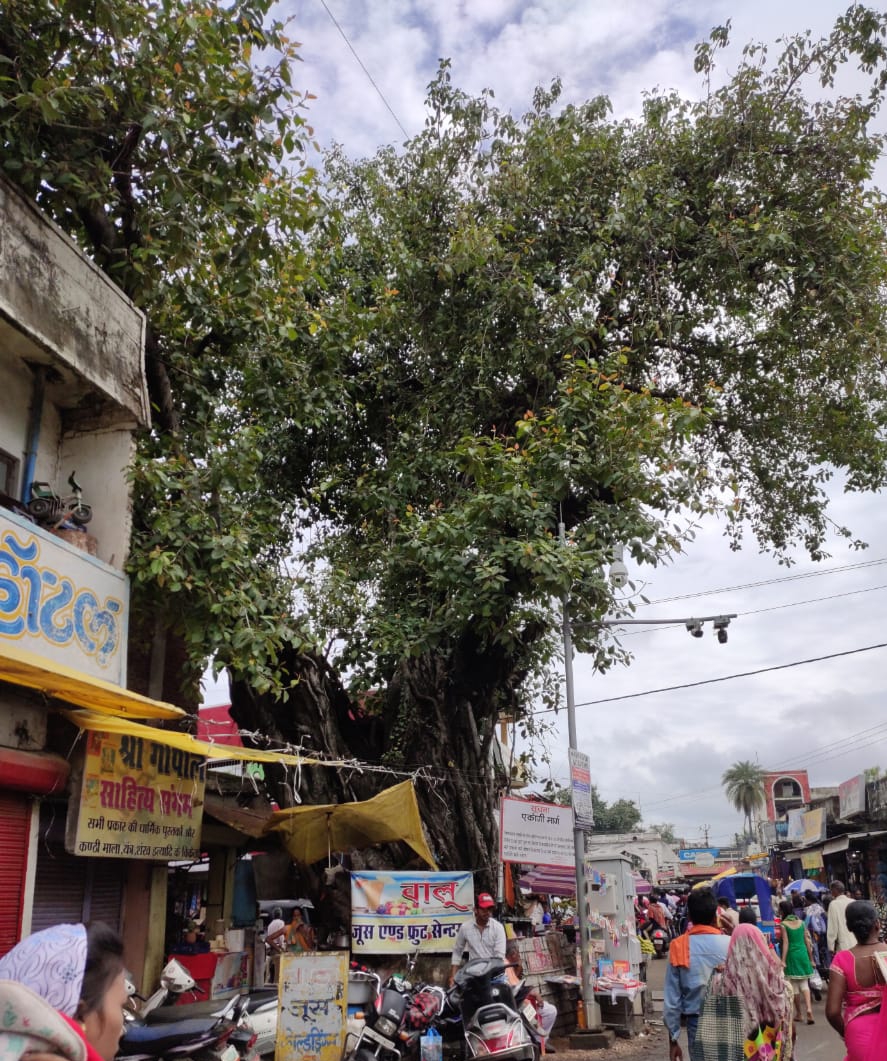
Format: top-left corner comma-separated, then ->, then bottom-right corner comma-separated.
343,970 -> 444,1061
117,1007 -> 240,1061
124,962 -> 273,1059
451,957 -> 539,1061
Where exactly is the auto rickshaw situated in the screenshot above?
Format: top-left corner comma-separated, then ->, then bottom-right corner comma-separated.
713,872 -> 779,949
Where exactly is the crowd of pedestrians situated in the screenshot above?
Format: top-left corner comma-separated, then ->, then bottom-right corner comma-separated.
662,878 -> 887,1061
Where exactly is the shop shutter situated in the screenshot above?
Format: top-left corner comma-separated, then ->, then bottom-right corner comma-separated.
31,803 -> 125,933
31,846 -> 87,931
0,792 -> 31,956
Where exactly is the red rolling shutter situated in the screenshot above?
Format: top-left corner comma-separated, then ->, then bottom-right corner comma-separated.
0,792 -> 31,955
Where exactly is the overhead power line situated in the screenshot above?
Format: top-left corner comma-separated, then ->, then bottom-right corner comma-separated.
641,556 -> 887,608
562,641 -> 887,712
316,0 -> 409,139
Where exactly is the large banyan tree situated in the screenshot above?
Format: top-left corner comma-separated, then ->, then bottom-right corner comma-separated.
3,2 -> 887,880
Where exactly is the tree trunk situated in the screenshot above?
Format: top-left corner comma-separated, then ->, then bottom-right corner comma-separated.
228,637 -> 519,893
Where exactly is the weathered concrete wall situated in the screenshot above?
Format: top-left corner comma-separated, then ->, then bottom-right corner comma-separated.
0,176 -> 149,428
59,426 -> 137,568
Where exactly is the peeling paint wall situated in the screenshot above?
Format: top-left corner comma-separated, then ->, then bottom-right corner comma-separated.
0,177 -> 149,428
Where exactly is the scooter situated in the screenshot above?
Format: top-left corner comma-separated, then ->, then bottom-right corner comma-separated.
124,963 -> 273,1059
451,957 -> 539,1061
648,925 -> 670,959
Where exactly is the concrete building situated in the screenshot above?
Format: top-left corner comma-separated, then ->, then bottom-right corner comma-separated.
0,175 -> 176,985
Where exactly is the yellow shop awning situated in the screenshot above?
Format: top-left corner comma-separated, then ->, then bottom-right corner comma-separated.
265,780 -> 438,869
0,643 -> 184,720
61,708 -> 334,769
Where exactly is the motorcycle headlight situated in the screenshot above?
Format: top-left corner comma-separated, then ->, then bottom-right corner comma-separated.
375,1017 -> 397,1038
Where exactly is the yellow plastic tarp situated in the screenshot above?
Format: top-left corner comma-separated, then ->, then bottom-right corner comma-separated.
60,708 -> 334,769
265,779 -> 438,869
0,643 -> 184,720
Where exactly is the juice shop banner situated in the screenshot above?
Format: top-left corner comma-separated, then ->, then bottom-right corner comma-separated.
69,730 -> 205,859
277,951 -> 347,1061
0,510 -> 129,683
351,871 -> 473,954
500,796 -> 574,868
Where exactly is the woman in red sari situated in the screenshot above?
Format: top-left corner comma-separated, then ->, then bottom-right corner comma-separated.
826,900 -> 887,1061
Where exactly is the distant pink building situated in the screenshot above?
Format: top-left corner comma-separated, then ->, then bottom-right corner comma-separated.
762,770 -> 810,822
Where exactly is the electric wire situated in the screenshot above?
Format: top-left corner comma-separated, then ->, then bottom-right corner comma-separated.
614,583 -> 887,639
528,641 -> 887,716
316,0 -> 409,139
638,556 -> 887,608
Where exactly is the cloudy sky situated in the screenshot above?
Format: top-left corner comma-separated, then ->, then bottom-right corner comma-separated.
208,0 -> 887,849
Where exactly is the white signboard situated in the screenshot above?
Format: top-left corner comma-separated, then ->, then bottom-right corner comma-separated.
569,749 -> 594,830
0,509 -> 129,683
500,796 -> 574,868
694,851 -> 715,867
839,774 -> 866,818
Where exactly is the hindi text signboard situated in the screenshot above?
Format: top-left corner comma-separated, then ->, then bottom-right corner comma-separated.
569,749 -> 594,830
277,951 -> 347,1061
500,796 -> 574,868
69,730 -> 205,859
351,870 -> 473,954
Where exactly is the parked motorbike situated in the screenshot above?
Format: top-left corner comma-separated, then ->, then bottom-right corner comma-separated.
343,970 -> 444,1061
124,962 -> 274,1059
117,1008 -> 239,1061
451,957 -> 539,1061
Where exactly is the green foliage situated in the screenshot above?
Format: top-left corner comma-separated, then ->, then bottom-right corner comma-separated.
0,0 -> 323,694
648,822 -> 678,845
293,12 -> 887,712
541,783 -> 643,832
722,760 -> 766,836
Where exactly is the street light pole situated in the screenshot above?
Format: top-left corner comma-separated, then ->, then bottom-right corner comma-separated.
559,522 -> 601,1031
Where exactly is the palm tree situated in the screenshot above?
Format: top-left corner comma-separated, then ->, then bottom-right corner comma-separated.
722,760 -> 766,840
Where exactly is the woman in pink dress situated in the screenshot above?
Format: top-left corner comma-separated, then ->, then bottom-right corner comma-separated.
825,900 -> 887,1061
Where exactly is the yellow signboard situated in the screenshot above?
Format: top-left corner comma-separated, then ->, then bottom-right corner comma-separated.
70,730 -> 205,859
277,951 -> 347,1061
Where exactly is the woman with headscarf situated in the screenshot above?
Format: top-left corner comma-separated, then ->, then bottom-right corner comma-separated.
697,922 -> 793,1061
825,900 -> 887,1061
0,923 -> 128,1061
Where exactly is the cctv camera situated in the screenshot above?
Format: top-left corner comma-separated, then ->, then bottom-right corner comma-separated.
608,559 -> 629,588
713,616 -> 731,644
686,620 -> 704,638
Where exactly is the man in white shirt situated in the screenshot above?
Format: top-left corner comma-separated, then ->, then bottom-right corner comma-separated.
449,892 -> 507,985
827,880 -> 855,954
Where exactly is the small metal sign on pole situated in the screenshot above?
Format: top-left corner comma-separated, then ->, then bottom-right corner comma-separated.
569,748 -> 594,831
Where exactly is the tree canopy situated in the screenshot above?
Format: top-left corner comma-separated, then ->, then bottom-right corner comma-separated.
4,2 -> 887,875
0,0 -> 322,696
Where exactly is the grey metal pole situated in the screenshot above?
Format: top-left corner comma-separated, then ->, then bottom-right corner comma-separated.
560,522 -> 602,1031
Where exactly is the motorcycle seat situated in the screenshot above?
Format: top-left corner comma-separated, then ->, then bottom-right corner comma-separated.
145,1001 -> 228,1023
242,989 -> 278,1013
120,1017 -> 223,1053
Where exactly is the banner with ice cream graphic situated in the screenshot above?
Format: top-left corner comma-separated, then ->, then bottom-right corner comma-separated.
350,871 -> 474,954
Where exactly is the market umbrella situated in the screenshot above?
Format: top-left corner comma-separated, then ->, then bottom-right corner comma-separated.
785,879 -> 827,894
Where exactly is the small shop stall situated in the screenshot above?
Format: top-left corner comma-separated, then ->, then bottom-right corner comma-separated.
585,857 -> 645,1036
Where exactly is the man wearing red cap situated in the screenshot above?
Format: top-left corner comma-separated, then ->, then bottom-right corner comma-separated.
449,892 -> 507,986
